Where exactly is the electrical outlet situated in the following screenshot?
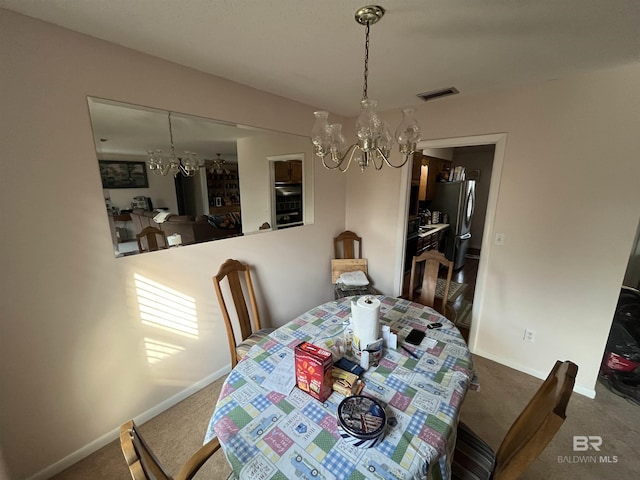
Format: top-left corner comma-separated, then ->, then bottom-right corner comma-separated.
495,233 -> 505,245
524,329 -> 536,343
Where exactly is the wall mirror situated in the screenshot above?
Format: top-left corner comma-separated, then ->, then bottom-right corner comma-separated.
87,97 -> 314,257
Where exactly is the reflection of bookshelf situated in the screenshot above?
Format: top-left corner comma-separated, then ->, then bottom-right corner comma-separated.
207,165 -> 241,214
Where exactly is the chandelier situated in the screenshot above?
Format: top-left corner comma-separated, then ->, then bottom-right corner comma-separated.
311,5 -> 421,172
209,153 -> 227,173
146,112 -> 203,177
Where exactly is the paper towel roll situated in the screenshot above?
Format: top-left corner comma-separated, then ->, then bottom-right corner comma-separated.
351,296 -> 380,350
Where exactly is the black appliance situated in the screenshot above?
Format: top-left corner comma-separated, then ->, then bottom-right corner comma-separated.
274,184 -> 303,229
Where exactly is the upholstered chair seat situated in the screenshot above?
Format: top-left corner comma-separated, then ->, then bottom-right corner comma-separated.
235,328 -> 275,361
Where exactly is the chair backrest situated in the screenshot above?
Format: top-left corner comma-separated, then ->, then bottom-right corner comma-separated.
334,230 -> 362,259
493,360 -> 578,480
408,250 -> 453,313
136,226 -> 168,252
212,259 -> 261,367
120,420 -> 171,480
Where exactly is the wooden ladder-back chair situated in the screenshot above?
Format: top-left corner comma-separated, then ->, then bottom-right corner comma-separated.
119,420 -> 222,480
212,259 -> 274,367
136,226 -> 168,252
334,230 -> 362,259
409,250 -> 453,315
452,360 -> 579,480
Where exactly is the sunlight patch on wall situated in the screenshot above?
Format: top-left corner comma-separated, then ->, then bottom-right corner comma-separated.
144,337 -> 185,366
134,273 -> 199,338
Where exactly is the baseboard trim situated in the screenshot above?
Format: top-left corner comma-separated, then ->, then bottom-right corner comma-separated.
573,384 -> 596,399
474,350 -> 596,399
27,364 -> 232,480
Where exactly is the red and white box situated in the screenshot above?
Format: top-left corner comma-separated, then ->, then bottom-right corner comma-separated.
294,342 -> 333,402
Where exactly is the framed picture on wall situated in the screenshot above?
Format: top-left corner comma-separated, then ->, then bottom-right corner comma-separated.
99,161 -> 149,189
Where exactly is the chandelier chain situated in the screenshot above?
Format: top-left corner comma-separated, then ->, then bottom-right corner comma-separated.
146,110 -> 202,177
168,112 -> 176,155
362,22 -> 370,101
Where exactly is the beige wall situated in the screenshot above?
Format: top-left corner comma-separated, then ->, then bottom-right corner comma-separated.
347,62 -> 640,397
0,10 -> 347,479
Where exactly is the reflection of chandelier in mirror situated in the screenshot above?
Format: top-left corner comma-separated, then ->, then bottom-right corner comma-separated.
311,5 -> 421,172
146,112 -> 203,177
209,154 -> 228,174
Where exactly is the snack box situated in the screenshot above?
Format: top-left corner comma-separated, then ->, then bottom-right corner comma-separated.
331,367 -> 360,397
295,342 -> 333,402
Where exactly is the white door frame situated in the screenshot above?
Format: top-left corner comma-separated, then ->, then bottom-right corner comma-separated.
403,133 -> 507,353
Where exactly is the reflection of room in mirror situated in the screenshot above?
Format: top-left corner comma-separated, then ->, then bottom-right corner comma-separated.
86,97 -> 314,257
116,240 -> 140,257
272,159 -> 304,229
273,160 -> 304,229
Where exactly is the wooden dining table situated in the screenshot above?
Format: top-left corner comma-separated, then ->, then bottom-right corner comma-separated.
205,295 -> 477,480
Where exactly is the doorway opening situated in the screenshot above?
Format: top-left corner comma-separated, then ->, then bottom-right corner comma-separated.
399,133 -> 507,352
174,170 -> 210,217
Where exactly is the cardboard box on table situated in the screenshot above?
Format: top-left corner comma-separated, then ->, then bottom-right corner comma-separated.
295,342 -> 333,402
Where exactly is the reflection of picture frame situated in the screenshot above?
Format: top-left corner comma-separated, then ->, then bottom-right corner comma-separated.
99,161 -> 149,189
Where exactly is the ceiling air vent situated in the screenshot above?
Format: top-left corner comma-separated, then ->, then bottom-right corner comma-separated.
416,87 -> 459,102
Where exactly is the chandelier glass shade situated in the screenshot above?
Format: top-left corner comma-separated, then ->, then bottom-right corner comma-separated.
311,5 -> 421,172
146,112 -> 203,177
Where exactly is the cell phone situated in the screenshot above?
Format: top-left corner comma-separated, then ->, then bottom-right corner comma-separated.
405,328 -> 426,345
427,322 -> 443,330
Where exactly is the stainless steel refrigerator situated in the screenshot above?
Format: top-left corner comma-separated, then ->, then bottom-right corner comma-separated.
431,180 -> 475,269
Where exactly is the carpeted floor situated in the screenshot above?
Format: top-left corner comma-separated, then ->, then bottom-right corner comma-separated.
51,356 -> 639,479
51,380 -> 231,480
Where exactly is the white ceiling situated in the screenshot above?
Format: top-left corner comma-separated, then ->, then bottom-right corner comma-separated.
1,0 -> 639,117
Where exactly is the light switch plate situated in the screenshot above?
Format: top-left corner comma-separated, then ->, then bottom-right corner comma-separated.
495,233 -> 505,245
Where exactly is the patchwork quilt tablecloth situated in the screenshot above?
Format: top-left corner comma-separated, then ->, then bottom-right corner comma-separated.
205,296 -> 476,480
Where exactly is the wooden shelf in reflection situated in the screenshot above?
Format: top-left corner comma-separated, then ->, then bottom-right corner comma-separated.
209,205 -> 241,215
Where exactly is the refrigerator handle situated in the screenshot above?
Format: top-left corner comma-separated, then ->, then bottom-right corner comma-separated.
460,233 -> 472,240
